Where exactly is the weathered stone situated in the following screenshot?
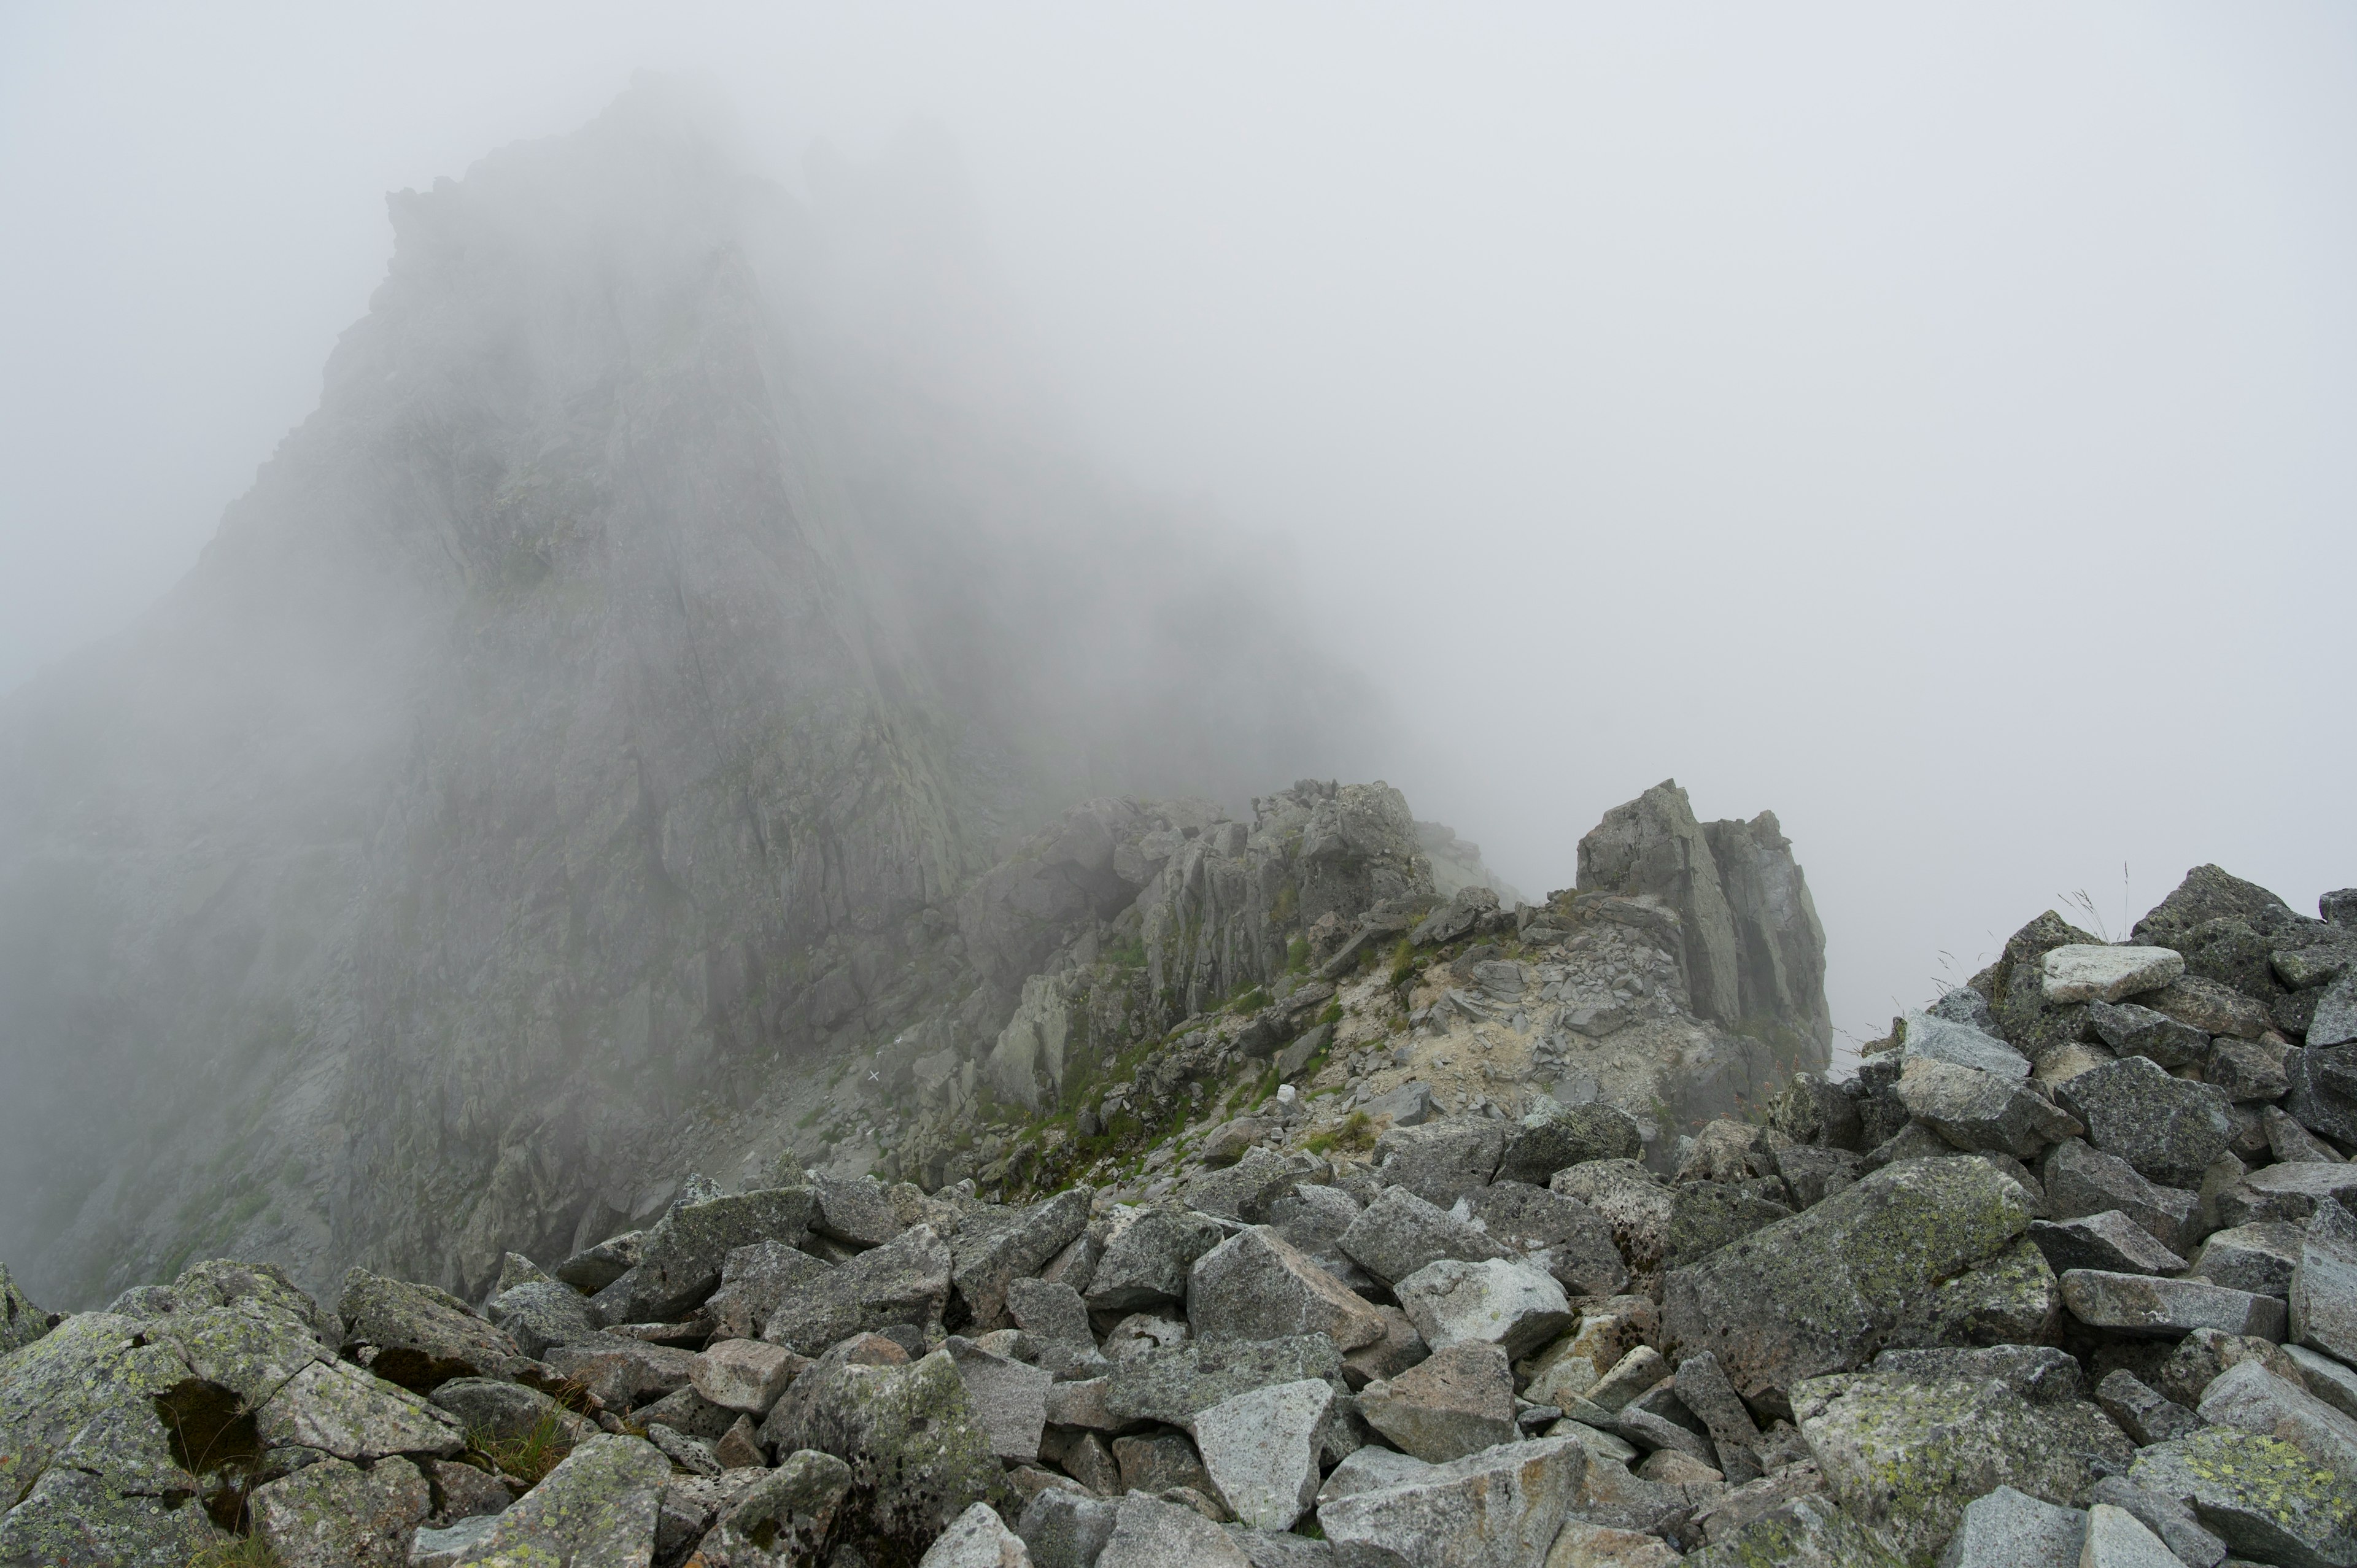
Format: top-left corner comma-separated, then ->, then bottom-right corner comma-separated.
557,1233 -> 644,1295
951,1188 -> 1094,1329
1189,1226 -> 1387,1349
1194,1378 -> 1334,1529
0,1263 -> 48,1358
2043,946 -> 2185,1005
246,1454 -> 432,1568
1684,1494 -> 1907,1567
1661,1157 -> 2039,1418
697,1447 -> 854,1566
1018,1488 -> 1120,1568
2088,1476 -> 2226,1568
2129,1426 -> 2357,1568
635,1383 -> 741,1440
810,1174 -> 908,1251
426,1454 -> 516,1521
2313,975 -> 2357,1049
1542,1519 -> 1685,1567
2156,1327 -> 2303,1409
1365,1081 -> 1438,1126
1397,1258 -> 1574,1359
1191,1147 -> 1318,1224
1935,1485 -> 2084,1568
1897,1059 -> 2081,1159
2286,1048 -> 2357,1146
2191,1221 -> 2305,1297
2076,1503 -> 2180,1568
1318,1434 -> 1587,1568
1456,1182 -> 1629,1298
2268,1106 -> 2347,1165
1375,1119 -> 1507,1208
946,1335 -> 1055,1464
1550,1159 -> 1790,1275
1342,1305 -> 1431,1392
1338,1186 -> 1509,1288
762,1345 -> 1009,1550
2294,1200 -> 2357,1365
692,1337 -> 797,1416
430,1375 -> 595,1446
1674,1351 -> 1767,1485
1097,1490 -> 1251,1567
1006,1277 -> 1094,1346
1498,1103 -> 1646,1184
1102,1335 -> 1345,1433
444,1433 -> 668,1566
703,1240 -> 835,1343
2056,1057 -> 2235,1191
919,1499 -> 1033,1567
2092,1370 -> 2200,1445
2061,1270 -> 2287,1339
1794,1359 -> 2132,1568
1085,1205 -> 1228,1312
1905,1011 -> 2034,1081
1112,1429 -> 1213,1496
2027,1212 -> 2186,1276
412,1516 -> 501,1567
2140,975 -> 2272,1040
486,1280 -> 598,1359
2087,1000 -> 2212,1068
2042,1141 -> 2196,1253
2290,1344 -> 2357,1425
336,1269 -> 519,1394
760,1222 -> 951,1353
0,1465 -> 228,1566
1358,1342 -> 1516,1462
2198,1359 -> 2357,1487
1779,1145 -> 1865,1208
589,1186 -> 816,1327
2210,1038 -> 2292,1103
543,1333 -> 700,1412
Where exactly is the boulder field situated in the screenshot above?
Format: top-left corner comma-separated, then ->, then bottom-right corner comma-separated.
4,859 -> 2355,1567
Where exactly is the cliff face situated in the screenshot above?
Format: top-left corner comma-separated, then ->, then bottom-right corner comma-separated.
0,84 -> 1373,1303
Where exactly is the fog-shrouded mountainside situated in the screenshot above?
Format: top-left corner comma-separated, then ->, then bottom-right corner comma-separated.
0,79 -> 1411,1308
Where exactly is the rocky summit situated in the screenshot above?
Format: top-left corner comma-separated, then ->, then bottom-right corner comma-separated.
5,80 -> 2357,1568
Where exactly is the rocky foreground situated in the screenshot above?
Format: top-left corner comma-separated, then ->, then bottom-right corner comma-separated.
5,863 -> 2357,1568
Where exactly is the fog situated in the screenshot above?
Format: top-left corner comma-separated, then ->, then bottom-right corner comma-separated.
4,2 -> 2354,1054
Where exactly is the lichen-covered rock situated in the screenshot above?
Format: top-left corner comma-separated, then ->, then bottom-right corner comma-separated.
764,1345 -> 1010,1550
259,1359 -> 469,1460
2056,1057 -> 2235,1190
0,1262 -> 49,1357
1495,1104 -> 1645,1185
1358,1342 -> 1516,1463
1085,1205 -> 1229,1312
2129,1426 -> 2357,1568
1016,1488 -> 1119,1568
1895,1059 -> 2080,1158
1317,1434 -> 1587,1568
946,1335 -> 1054,1463
589,1186 -> 817,1327
2294,1199 -> 2357,1365
1660,1157 -> 2037,1417
1396,1258 -> 1574,1359
0,1312 -> 192,1504
1457,1182 -> 1629,1298
1374,1119 -> 1507,1208
1549,1159 -> 1791,1276
0,1465 -> 228,1567
2059,1269 -> 2287,1340
485,1278 -> 598,1359
2042,1140 -> 2196,1253
1937,1485 -> 2084,1568
1102,1335 -> 1345,1432
1338,1186 -> 1509,1289
447,1432 -> 670,1567
692,1448 -> 853,1566
338,1267 -> 519,1392
2197,1360 -> 2357,1488
1193,1377 -> 1333,1530
1794,1357 -> 2132,1568
1190,1226 -> 1388,1349
541,1333 -> 700,1412
248,1454 -> 433,1568
1097,1491 -> 1252,1567
948,1186 -> 1093,1329
759,1222 -> 951,1353
916,1499 -> 1033,1567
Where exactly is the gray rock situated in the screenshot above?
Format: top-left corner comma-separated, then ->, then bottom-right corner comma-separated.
1007,1277 -> 1094,1346
484,1280 -> 598,1359
1794,1360 -> 2133,1568
1341,1305 -> 1430,1392
1188,1226 -> 1388,1349
1374,1119 -> 1507,1207
2267,1107 -> 2347,1165
2156,1327 -> 2302,1409
1112,1429 -> 1213,1496
704,1240 -> 835,1342
946,1335 -> 1055,1463
1338,1186 -> 1508,1288
1396,1258 -> 1574,1358
1935,1485 -> 2084,1568
643,1419 -> 721,1477
2076,1503 -> 2181,1568
811,1173 -> 910,1249
1358,1342 -> 1515,1462
919,1499 -> 1033,1567
2129,1425 -> 2357,1568
2313,973 -> 2357,1049
1364,1081 -> 1437,1127
692,1337 -> 798,1416
1545,1518 -> 1685,1567
699,1448 -> 855,1566
1097,1491 -> 1251,1567
950,1187 -> 1094,1330
2140,975 -> 2273,1040
633,1383 -> 741,1440
2198,1359 -> 2357,1486
336,1269 -> 520,1393
1549,1158 -> 1792,1275
0,1263 -> 48,1358
2092,1371 -> 2201,1446
2192,1222 -> 2306,1297
556,1232 -> 643,1295
444,1434 -> 668,1566
1778,1145 -> 1865,1208
1661,1156 -> 2042,1418
1190,1148 -> 1318,1224
1102,1335 -> 1346,1432
2057,1057 -> 2236,1191
429,1376 -> 595,1446
1194,1377 -> 1334,1530
762,1345 -> 1010,1549
410,1516 -> 501,1568
2294,1200 -> 2357,1365
2209,1038 -> 2292,1103
1905,1011 -> 2035,1081
1086,1205 -> 1228,1312
2087,1000 -> 2212,1068
2061,1270 -> 2287,1339
2289,1344 -> 2357,1425
1495,1103 -> 1646,1184
542,1332 -> 700,1411
2087,1476 -> 2226,1568
1228,1524 -> 1339,1567
2043,1141 -> 2197,1253
2028,1212 -> 2186,1276
1674,1351 -> 1767,1486
1684,1494 -> 1907,1567
1898,1059 -> 2082,1158
760,1222 -> 952,1353
1317,1433 -> 1587,1568
1018,1489 -> 1120,1568
589,1186 -> 816,1326
2286,1048 -> 2357,1146
2042,946 -> 2185,1005
1457,1181 -> 1630,1297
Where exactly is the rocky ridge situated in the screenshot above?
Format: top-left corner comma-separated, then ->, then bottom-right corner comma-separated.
8,848 -> 2355,1566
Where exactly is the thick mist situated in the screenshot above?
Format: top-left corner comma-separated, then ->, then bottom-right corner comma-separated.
5,0 -> 2355,1064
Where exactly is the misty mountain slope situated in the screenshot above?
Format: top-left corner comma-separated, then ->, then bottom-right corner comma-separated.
0,80 -> 1380,1304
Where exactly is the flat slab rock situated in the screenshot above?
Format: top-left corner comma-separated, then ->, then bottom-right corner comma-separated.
2060,1269 -> 2288,1340
2042,945 -> 2186,1005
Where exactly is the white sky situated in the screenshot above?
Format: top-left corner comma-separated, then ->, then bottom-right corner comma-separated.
3,2 -> 2353,1053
